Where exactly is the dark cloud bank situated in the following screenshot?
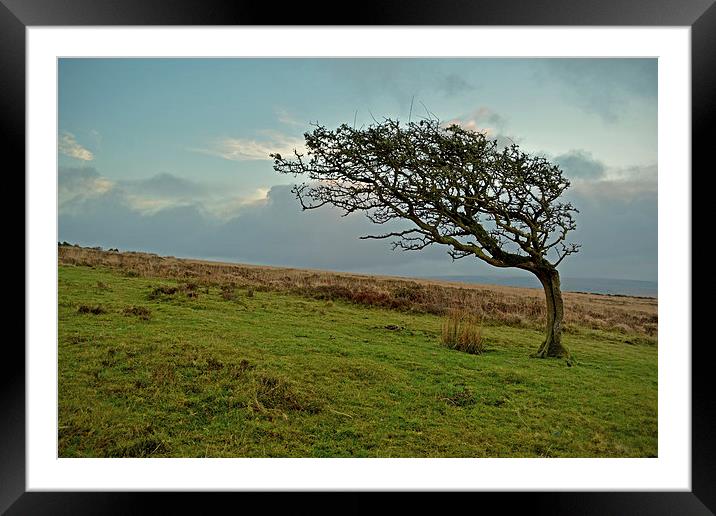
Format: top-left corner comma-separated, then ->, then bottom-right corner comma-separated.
59,167 -> 657,282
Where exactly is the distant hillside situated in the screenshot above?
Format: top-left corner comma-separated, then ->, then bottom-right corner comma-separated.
58,245 -> 658,337
427,275 -> 657,298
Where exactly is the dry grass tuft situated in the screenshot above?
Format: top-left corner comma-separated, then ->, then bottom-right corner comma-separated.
441,309 -> 484,355
228,358 -> 255,378
252,374 -> 321,414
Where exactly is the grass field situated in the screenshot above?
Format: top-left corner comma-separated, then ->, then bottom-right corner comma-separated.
58,257 -> 657,458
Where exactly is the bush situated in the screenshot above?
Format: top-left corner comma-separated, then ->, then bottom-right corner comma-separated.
440,309 -> 484,355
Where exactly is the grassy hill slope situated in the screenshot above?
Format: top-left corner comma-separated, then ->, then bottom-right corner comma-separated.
58,262 -> 657,457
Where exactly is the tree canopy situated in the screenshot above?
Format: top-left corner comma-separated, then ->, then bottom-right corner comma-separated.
272,119 -> 579,275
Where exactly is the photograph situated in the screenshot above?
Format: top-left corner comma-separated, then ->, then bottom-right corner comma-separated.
0,0 -> 709,505
56,57 -> 659,459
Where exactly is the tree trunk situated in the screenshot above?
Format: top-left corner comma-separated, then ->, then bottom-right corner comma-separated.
533,268 -> 570,359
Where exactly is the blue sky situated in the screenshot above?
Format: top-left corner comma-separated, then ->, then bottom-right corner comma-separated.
58,58 -> 657,282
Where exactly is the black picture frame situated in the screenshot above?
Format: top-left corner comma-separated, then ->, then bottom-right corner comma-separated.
5,1 -> 711,513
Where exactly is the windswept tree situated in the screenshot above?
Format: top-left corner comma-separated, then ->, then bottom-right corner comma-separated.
272,118 -> 579,358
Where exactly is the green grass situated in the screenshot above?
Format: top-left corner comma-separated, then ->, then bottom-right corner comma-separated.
58,264 -> 657,457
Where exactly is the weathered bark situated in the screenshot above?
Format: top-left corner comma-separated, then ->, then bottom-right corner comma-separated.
533,268 -> 570,359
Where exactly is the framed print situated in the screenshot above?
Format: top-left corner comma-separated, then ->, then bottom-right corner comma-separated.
5,0 -> 711,513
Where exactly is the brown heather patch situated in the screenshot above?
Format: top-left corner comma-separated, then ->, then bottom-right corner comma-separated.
59,246 -> 657,336
77,304 -> 107,315
220,283 -> 235,300
123,305 -> 152,320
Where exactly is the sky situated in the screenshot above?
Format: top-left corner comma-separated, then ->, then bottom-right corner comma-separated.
58,58 -> 657,282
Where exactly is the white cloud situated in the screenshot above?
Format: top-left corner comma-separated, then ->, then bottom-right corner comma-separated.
59,167 -> 273,221
193,130 -> 306,161
58,168 -> 114,212
124,196 -> 177,214
533,148 -> 656,200
275,108 -> 304,127
442,107 -> 518,148
554,149 -> 606,180
204,187 -> 271,220
570,164 -> 657,200
443,107 -> 507,136
59,132 -> 94,161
